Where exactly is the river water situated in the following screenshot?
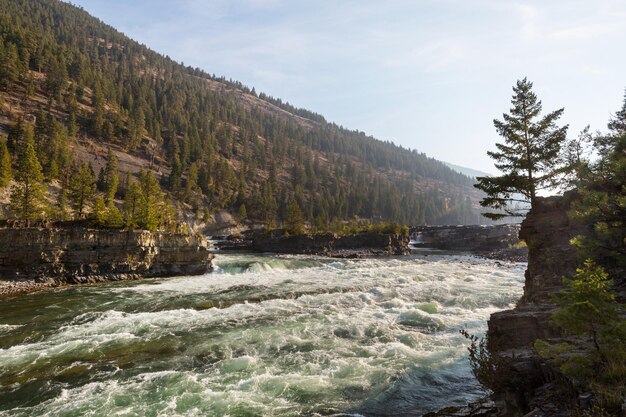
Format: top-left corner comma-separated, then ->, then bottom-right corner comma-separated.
0,252 -> 524,417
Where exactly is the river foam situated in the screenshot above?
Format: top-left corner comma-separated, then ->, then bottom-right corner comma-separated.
0,253 -> 524,416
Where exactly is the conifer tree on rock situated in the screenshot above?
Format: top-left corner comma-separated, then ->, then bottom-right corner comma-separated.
475,78 -> 569,219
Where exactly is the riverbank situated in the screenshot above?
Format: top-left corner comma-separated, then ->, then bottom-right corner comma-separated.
0,223 -> 213,297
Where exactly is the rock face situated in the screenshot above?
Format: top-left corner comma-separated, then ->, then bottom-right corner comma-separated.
215,230 -> 410,258
489,191 -> 584,351
486,191 -> 586,416
411,224 -> 521,252
0,224 -> 213,295
254,231 -> 410,257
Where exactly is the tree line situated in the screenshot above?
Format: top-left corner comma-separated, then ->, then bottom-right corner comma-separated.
0,0 -> 482,229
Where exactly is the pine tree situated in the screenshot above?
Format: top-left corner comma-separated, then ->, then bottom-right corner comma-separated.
0,41 -> 19,90
238,203 -> 247,222
91,195 -> 106,225
123,180 -> 142,229
0,139 -> 11,187
44,56 -> 68,103
475,78 -> 569,219
105,201 -> 124,228
103,148 -> 119,203
285,198 -> 304,234
137,170 -> 162,231
56,187 -> 70,221
68,163 -> 95,217
9,138 -> 46,220
570,95 -> 626,270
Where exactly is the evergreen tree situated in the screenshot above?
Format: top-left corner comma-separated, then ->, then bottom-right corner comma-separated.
103,148 -> 119,203
123,180 -> 142,229
44,56 -> 68,103
91,195 -> 106,225
68,163 -> 95,217
0,139 -> 11,188
570,95 -> 626,271
105,202 -> 124,228
238,203 -> 247,222
285,198 -> 304,234
0,41 -> 19,90
56,187 -> 70,221
551,260 -> 622,356
9,138 -> 46,220
137,170 -> 162,231
475,78 -> 569,219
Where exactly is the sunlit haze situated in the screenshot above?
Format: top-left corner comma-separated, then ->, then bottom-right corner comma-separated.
71,0 -> 626,173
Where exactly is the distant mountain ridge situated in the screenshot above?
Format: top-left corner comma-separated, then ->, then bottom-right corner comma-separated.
0,0 -> 488,226
443,162 -> 492,179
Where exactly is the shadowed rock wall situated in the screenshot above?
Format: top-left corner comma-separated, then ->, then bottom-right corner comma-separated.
486,191 -> 586,416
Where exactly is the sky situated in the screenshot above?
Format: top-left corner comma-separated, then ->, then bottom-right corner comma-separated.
71,0 -> 626,173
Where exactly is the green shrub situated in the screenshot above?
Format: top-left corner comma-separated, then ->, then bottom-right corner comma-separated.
535,260 -> 626,413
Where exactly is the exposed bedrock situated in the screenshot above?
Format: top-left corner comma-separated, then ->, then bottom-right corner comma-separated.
410,224 -> 522,252
252,231 -> 410,258
0,223 -> 213,295
214,229 -> 410,258
486,191 -> 591,416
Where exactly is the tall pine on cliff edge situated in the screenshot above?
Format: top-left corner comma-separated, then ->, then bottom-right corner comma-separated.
475,78 -> 569,220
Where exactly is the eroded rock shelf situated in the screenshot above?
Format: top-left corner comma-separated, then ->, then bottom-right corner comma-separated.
0,224 -> 213,296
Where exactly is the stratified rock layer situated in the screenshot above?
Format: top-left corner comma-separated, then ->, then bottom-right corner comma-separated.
489,191 -> 584,351
486,191 -> 586,416
410,224 -> 521,252
0,225 -> 213,295
252,231 -> 410,258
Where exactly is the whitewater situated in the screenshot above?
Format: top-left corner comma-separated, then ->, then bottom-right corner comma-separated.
0,252 -> 525,416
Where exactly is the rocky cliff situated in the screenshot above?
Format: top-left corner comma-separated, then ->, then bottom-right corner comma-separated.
410,224 -> 526,261
215,230 -> 410,258
0,224 -> 213,296
411,224 -> 521,252
486,191 -> 587,416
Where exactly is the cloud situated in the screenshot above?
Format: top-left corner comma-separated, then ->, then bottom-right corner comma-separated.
513,3 -> 542,41
550,23 -> 616,41
383,38 -> 471,73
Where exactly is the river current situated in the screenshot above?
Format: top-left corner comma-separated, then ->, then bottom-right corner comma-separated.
0,252 -> 524,417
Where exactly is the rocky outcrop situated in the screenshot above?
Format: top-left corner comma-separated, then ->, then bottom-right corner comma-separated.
410,224 -> 526,261
489,191 -> 584,351
0,224 -> 213,296
215,230 -> 410,258
486,191 -> 586,416
411,224 -> 521,251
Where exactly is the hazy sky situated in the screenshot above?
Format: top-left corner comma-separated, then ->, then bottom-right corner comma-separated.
71,0 -> 626,173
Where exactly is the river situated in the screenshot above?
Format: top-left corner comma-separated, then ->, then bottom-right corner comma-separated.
0,252 -> 524,416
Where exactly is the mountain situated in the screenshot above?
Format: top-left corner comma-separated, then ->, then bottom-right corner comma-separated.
443,162 -> 492,179
0,0 -> 487,227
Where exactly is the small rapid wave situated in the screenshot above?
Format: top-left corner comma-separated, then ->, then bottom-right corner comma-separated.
0,253 -> 525,417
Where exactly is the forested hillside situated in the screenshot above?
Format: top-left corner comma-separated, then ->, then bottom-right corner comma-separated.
0,0 -> 486,230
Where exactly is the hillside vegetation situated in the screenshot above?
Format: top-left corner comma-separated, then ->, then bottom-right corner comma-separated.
0,0 -> 485,230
